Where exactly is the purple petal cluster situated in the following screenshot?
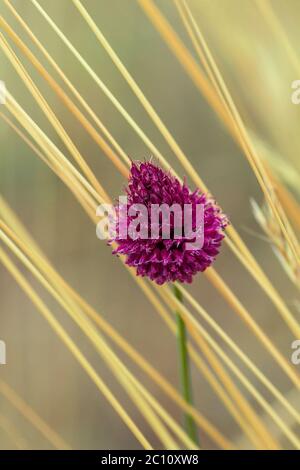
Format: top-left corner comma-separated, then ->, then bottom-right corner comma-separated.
111,161 -> 228,285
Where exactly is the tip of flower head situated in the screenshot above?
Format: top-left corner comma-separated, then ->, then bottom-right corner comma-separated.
110,159 -> 228,285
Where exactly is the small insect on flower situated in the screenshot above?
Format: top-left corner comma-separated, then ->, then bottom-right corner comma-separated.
110,160 -> 228,285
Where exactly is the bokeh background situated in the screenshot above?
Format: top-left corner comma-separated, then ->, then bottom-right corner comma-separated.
0,0 -> 299,449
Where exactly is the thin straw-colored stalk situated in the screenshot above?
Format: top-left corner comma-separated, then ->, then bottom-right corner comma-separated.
0,216 -> 233,449
25,0 -> 300,346
3,12 -> 297,386
161,0 -> 300,259
3,0 -> 130,168
0,34 -> 109,212
0,381 -> 70,449
26,0 -> 296,268
0,104 -> 234,450
2,113 -> 97,223
27,0 -> 181,180
226,235 -> 300,338
251,199 -> 300,289
177,1 -> 300,263
0,33 -> 109,203
0,207 -> 234,449
5,93 -> 105,208
156,285 -> 269,450
0,17 -> 128,179
6,91 -> 298,434
71,0 -> 201,183
76,284 -> 247,448
173,284 -> 300,425
2,80 -> 292,448
205,268 -> 300,386
0,229 -> 185,450
138,0 -> 300,337
0,111 -> 98,223
159,286 -> 300,449
0,247 -> 152,450
155,289 -> 280,450
21,0 -> 300,343
1,92 -> 292,448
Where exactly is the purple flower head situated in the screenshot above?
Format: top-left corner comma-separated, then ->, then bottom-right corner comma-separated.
111,160 -> 228,285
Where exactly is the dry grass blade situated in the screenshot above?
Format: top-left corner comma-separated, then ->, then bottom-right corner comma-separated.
3,0 -> 131,168
159,286 -> 300,449
137,0 -> 300,339
0,229 -> 190,450
3,3 -> 297,388
0,16 -> 129,179
1,91 -> 294,448
0,381 -> 71,449
21,0 -> 299,340
0,247 -> 153,450
251,199 -> 300,289
1,0 -> 299,450
0,209 -> 233,449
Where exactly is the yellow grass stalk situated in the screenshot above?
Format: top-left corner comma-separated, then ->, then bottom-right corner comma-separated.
0,39 -> 108,204
0,34 -> 110,206
71,0 -> 203,184
0,216 -> 239,449
0,17 -> 128,180
2,81 -> 292,448
79,291 -> 253,448
3,0 -> 131,168
0,111 -> 99,225
21,0 -> 300,294
27,0 -> 299,352
0,112 -> 237,450
0,247 -> 152,450
0,207 -> 237,449
141,0 -> 298,262
251,200 -> 300,289
4,92 -> 105,206
2,9 -> 299,390
158,286 -> 300,448
4,88 -> 296,414
253,151 -> 300,230
147,0 -> 300,261
27,0 -> 182,180
2,2 -> 296,450
137,0 -> 300,338
173,284 -> 300,425
177,0 -> 300,263
182,333 -> 277,449
138,0 -> 292,254
153,285 -> 271,450
226,235 -> 300,338
205,268 -> 300,385
0,381 -> 70,449
0,228 -> 187,450
1,127 -> 96,225
28,0 -> 298,279
1,95 -> 292,448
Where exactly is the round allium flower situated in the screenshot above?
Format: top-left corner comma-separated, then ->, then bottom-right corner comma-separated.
111,160 -> 228,285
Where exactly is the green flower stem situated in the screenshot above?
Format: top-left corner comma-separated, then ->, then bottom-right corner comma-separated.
173,284 -> 198,446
